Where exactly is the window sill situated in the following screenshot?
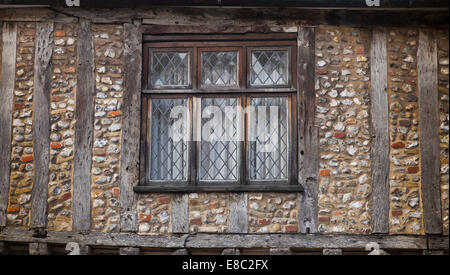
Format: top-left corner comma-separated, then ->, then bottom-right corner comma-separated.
133,184 -> 304,193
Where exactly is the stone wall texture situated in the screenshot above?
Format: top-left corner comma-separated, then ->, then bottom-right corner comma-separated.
46,23 -> 78,232
248,193 -> 298,233
189,193 -> 229,233
315,27 -> 372,234
90,24 -> 124,233
437,30 -> 449,235
386,29 -> 424,234
0,22 -> 448,237
137,193 -> 172,234
6,23 -> 36,227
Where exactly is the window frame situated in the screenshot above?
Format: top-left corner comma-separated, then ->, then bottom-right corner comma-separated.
137,33 -> 302,193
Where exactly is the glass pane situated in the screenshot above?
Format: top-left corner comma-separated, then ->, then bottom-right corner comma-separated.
201,51 -> 238,86
151,51 -> 189,87
250,50 -> 288,86
249,97 -> 288,180
150,98 -> 189,181
199,98 -> 239,181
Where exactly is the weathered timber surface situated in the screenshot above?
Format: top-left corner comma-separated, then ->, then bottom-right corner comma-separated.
0,8 -> 448,27
428,235 -> 450,250
119,247 -> 140,255
297,27 -> 318,234
418,29 -> 443,235
229,193 -> 248,233
29,242 -> 49,255
0,22 -> 17,227
1,227 -> 446,250
119,21 -> 142,233
171,194 -> 189,233
369,28 -> 390,234
72,18 -> 95,232
30,22 -> 54,229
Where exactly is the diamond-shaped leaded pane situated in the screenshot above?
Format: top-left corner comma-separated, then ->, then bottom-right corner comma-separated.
151,52 -> 190,88
201,51 -> 238,86
199,98 -> 238,181
249,97 -> 288,180
150,98 -> 188,181
250,50 -> 288,86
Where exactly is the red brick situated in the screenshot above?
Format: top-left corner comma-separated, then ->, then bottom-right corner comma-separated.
7,205 -> 20,212
319,169 -> 330,176
52,96 -> 65,102
355,47 -> 365,54
189,200 -> 199,206
391,142 -> 405,149
158,197 -> 170,204
190,218 -> 202,225
139,214 -> 151,222
209,202 -> 219,209
51,142 -> 63,149
54,30 -> 65,37
63,67 -> 76,73
407,166 -> 419,173
13,103 -> 25,110
21,155 -> 33,162
107,111 -> 122,118
61,192 -> 71,200
93,148 -> 106,156
318,216 -> 330,223
346,119 -> 357,125
285,225 -> 298,233
334,132 -> 346,138
392,210 -> 403,217
112,188 -> 120,198
258,219 -> 270,225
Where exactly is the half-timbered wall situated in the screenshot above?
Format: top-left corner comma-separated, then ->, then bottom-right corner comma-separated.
0,7 -> 448,254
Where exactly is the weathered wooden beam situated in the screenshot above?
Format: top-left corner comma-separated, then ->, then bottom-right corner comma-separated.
323,248 -> 342,255
0,241 -> 8,255
29,242 -> 49,255
72,18 -> 95,232
229,193 -> 248,233
0,22 -> 17,227
428,234 -> 449,250
119,247 -> 140,255
1,7 -> 448,27
297,26 -> 318,234
270,248 -> 292,255
418,29 -> 443,235
2,227 -> 442,250
119,20 -> 142,233
29,21 -> 54,229
369,28 -> 390,234
171,194 -> 189,233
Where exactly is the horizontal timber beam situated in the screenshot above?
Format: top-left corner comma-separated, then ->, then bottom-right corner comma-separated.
0,228 -> 448,250
0,8 -> 448,27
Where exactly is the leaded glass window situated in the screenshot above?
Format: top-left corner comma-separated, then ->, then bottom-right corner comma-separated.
250,50 -> 289,86
151,51 -> 190,88
141,34 -> 299,191
248,97 -> 288,180
149,98 -> 189,181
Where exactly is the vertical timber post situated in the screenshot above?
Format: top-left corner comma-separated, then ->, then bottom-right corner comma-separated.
370,28 -> 390,234
297,27 -> 319,233
72,18 -> 95,232
0,22 -> 17,227
418,29 -> 442,235
30,21 -> 54,230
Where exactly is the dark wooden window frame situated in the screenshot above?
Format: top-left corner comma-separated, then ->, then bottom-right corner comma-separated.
136,33 -> 303,193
